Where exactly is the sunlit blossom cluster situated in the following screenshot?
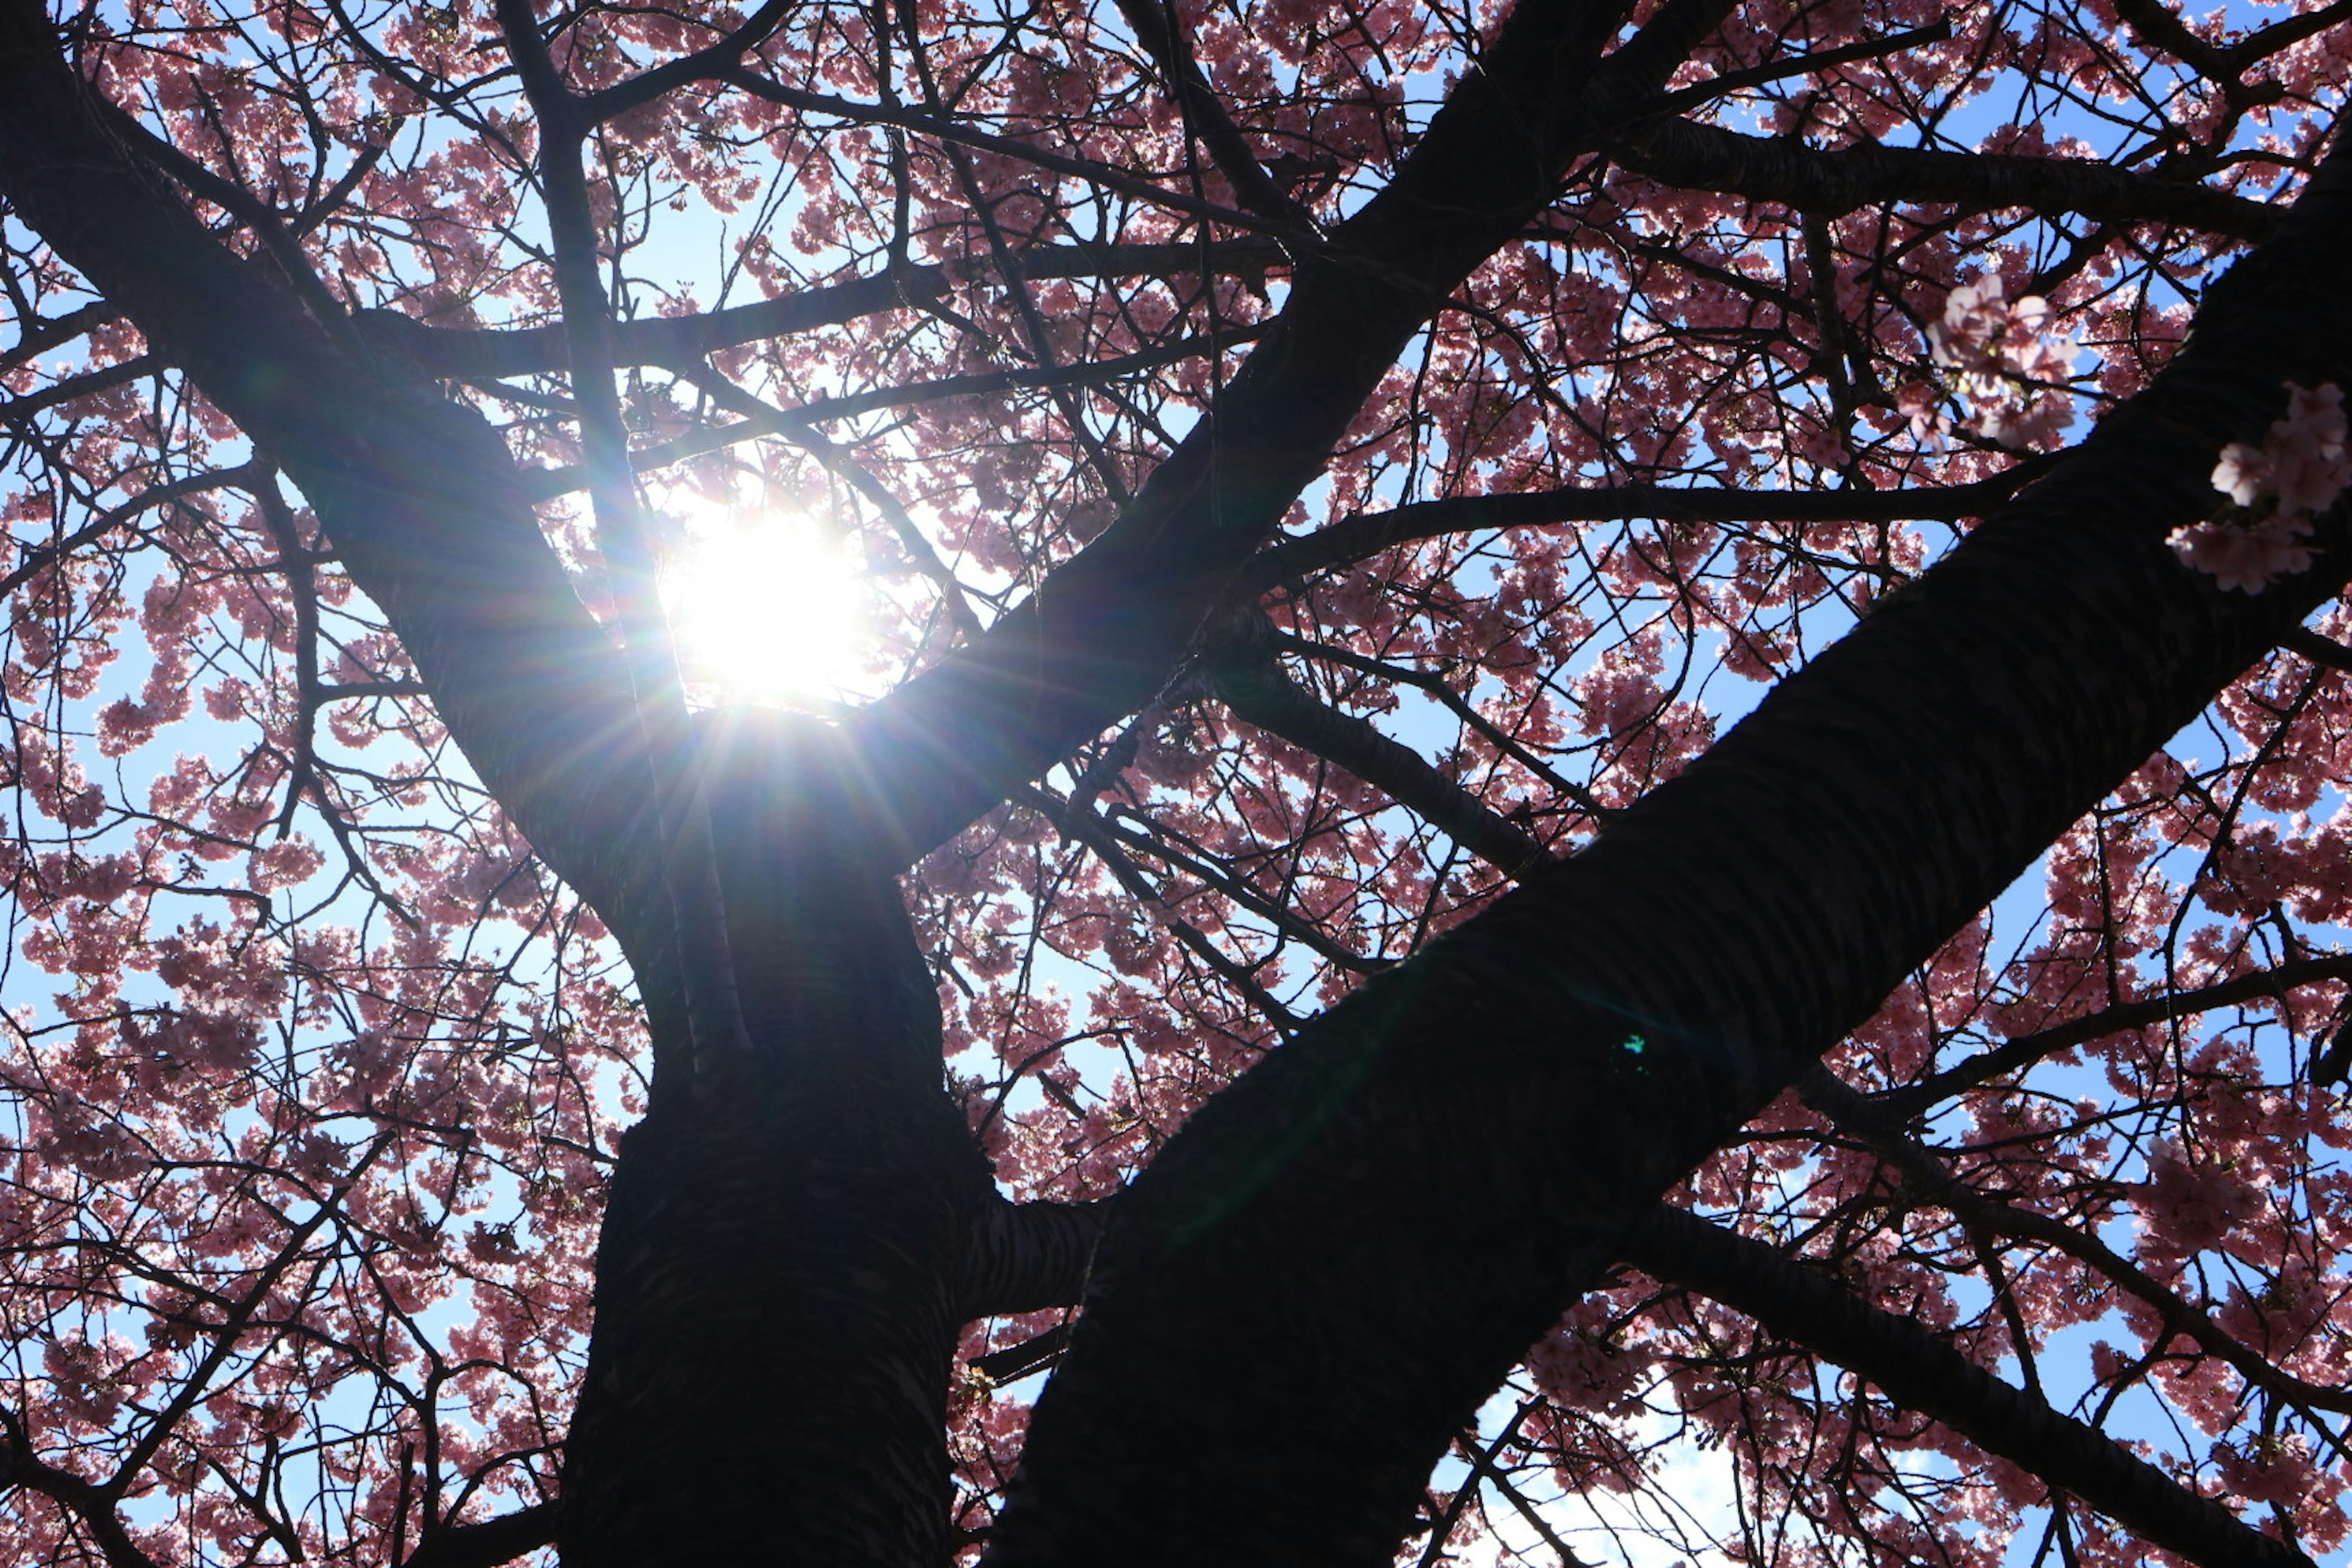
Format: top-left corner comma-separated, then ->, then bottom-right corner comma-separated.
1926,274 -> 2077,449
2169,380 -> 2350,592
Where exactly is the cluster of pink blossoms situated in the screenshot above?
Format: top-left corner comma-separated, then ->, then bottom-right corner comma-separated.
1926,274 -> 2075,448
2169,380 -> 2350,592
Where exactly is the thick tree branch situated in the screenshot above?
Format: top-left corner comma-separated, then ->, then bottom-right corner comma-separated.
983,110 -> 2352,1568
493,0 -> 754,1081
1613,117 -> 2284,240
358,238 -> 1284,381
1622,1204 -> 2311,1568
1204,601 -> 2323,1568
2283,623 -> 2352,673
576,0 -> 793,125
0,299 -> 116,375
971,1322 -> 1076,1386
1268,630 -> 1609,817
959,1197 -> 1112,1319
846,0 -> 1734,867
1109,0 -> 1311,229
0,350 -> 162,423
2109,0 -> 2247,96
1202,633 -> 1559,878
2228,0 -> 2352,72
400,1501 -> 561,1568
0,0 -> 684,1028
1243,465 -> 2048,590
0,1417 -> 165,1568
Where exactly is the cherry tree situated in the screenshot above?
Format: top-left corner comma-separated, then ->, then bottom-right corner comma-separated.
1,0 -> 2351,1562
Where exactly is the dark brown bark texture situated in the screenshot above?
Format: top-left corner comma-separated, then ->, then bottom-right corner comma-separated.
979,133 -> 2352,1568
555,712 -> 1001,1567
4,0 -> 2348,1559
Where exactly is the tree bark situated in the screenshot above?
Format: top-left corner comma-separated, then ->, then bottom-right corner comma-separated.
0,0 -> 676,1011
0,18 -> 996,1566
843,0 -> 1728,862
981,119 -> 2352,1568
558,711 -> 1002,1568
10,0 -> 2341,1559
557,1068 -> 986,1568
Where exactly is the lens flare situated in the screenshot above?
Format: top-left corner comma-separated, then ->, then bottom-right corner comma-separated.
661,503 -> 871,709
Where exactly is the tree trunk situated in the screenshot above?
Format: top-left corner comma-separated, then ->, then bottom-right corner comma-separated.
560,712 -> 1000,1568
981,121 -> 2352,1568
557,1076 -> 980,1568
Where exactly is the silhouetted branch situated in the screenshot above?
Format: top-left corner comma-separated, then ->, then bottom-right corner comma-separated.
1109,0 -> 1310,229
0,462 -> 262,600
1879,951 -> 2352,1117
1643,21 -> 1951,119
1203,633 -> 1561,877
0,1415 -> 165,1568
0,0 -> 680,1035
961,1198 -> 1112,1319
519,326 -> 1261,500
1244,465 -> 2049,589
401,1501 -> 562,1568
845,0 -> 1726,867
718,65 -> 1313,243
1614,116 -> 2283,239
2283,624 -> 2352,673
987,98 -> 2352,1567
578,0 -> 794,124
0,351 -> 162,423
360,239 -> 1285,380
1804,1068 -> 2352,1425
1623,1203 -> 2313,1568
971,1322 -> 1076,1385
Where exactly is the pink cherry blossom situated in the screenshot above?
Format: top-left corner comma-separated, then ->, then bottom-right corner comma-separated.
2180,381 -> 2348,591
2211,380 -> 2352,518
2,4 -> 2351,1567
2167,511 -> 2318,594
1926,274 -> 2078,448
1929,276 -> 2050,397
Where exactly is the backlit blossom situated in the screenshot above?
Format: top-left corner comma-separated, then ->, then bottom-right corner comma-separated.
2211,380 -> 2351,518
2166,511 -> 2316,594
1926,274 -> 2076,447
2135,1137 -> 2264,1265
10,3 -> 2352,1562
2176,381 -> 2348,592
1929,277 -> 2051,397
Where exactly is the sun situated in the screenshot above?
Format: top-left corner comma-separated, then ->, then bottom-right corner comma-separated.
660,500 -> 873,709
